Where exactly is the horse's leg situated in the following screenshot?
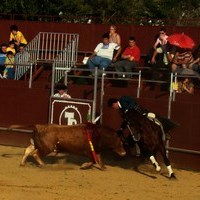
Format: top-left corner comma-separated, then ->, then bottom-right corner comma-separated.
159,145 -> 175,178
137,140 -> 161,172
149,155 -> 161,172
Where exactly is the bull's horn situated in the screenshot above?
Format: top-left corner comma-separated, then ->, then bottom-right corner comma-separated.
93,114 -> 103,124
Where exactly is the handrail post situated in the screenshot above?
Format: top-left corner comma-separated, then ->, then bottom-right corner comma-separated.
100,68 -> 105,124
172,73 -> 178,101
92,67 -> 98,122
137,70 -> 141,98
29,63 -> 33,88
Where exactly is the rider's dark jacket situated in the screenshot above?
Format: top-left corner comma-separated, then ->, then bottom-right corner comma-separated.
118,96 -> 147,115
118,96 -> 178,134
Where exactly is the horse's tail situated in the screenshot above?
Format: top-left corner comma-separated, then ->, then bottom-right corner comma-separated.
157,115 -> 179,133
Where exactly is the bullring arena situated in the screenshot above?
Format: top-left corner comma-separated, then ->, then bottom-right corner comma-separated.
0,17 -> 200,200
0,144 -> 199,200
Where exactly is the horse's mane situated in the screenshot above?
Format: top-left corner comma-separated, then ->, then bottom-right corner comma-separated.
125,109 -> 161,136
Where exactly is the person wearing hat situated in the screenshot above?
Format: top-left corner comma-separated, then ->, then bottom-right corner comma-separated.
54,84 -> 71,98
107,96 -> 178,147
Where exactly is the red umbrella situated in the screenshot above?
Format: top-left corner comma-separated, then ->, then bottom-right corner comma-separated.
167,33 -> 195,49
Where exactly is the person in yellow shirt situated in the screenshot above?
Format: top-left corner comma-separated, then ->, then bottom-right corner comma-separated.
6,41 -> 16,55
3,51 -> 15,79
9,25 -> 27,49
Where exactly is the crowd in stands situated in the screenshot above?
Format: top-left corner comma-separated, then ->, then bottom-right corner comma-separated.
0,25 -> 27,79
1,24 -> 200,94
83,25 -> 200,94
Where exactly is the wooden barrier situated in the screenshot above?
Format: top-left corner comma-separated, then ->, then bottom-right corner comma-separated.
0,80 -> 199,171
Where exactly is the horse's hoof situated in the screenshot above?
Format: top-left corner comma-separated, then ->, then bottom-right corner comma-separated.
153,163 -> 161,172
170,173 -> 176,179
156,166 -> 161,172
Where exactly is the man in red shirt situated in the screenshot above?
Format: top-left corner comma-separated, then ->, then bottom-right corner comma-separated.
114,36 -> 141,77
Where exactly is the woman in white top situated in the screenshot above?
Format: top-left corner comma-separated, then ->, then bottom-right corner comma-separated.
109,25 -> 121,46
153,27 -> 168,49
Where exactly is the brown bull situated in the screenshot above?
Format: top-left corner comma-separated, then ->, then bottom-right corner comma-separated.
20,123 -> 126,169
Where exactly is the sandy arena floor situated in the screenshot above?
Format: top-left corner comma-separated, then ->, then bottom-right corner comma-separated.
0,145 -> 199,200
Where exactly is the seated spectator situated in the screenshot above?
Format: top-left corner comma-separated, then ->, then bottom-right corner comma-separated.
109,25 -> 121,46
174,77 -> 194,94
54,84 -> 71,98
3,51 -> 15,79
153,27 -> 168,50
151,42 -> 175,68
0,43 -> 7,78
171,49 -> 194,72
87,32 -> 121,75
113,36 -> 141,77
145,27 -> 169,67
9,25 -> 27,50
15,44 -> 30,64
148,43 -> 175,89
188,45 -> 200,74
6,41 -> 16,55
148,27 -> 168,63
109,25 -> 121,60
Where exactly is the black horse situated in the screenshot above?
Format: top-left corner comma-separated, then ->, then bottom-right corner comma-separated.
124,109 -> 177,178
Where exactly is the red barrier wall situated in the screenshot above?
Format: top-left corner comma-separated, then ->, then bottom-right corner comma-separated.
0,81 -> 199,171
0,20 -> 200,54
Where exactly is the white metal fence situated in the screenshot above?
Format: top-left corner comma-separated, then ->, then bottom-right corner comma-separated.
14,32 -> 79,85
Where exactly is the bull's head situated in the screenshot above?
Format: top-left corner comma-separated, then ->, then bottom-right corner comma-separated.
112,141 -> 126,157
99,126 -> 126,157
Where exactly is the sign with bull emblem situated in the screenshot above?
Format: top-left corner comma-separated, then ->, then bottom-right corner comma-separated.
50,98 -> 93,125
59,105 -> 82,125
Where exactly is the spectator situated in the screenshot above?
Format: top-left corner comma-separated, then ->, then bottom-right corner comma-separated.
150,43 -> 176,83
3,51 -> 15,79
188,45 -> 200,74
113,36 -> 141,77
54,84 -> 71,98
87,32 -> 121,75
189,57 -> 200,73
9,25 -> 27,50
107,96 -> 176,156
0,43 -> 7,77
151,43 -> 175,67
15,44 -> 30,64
6,41 -> 16,55
109,25 -> 121,46
171,49 -> 194,72
174,77 -> 194,94
153,27 -> 168,50
148,28 -> 169,69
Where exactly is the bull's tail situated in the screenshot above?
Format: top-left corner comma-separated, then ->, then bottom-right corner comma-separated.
30,138 -> 35,146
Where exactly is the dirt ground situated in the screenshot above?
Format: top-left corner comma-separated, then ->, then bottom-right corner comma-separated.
0,145 -> 199,200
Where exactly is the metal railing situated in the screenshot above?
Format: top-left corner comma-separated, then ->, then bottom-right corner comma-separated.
52,35 -> 79,83
14,32 -> 79,87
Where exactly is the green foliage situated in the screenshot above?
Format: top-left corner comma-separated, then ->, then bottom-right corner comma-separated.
0,0 -> 199,25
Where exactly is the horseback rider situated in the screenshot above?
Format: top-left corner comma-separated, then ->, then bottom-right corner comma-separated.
108,96 -> 177,154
